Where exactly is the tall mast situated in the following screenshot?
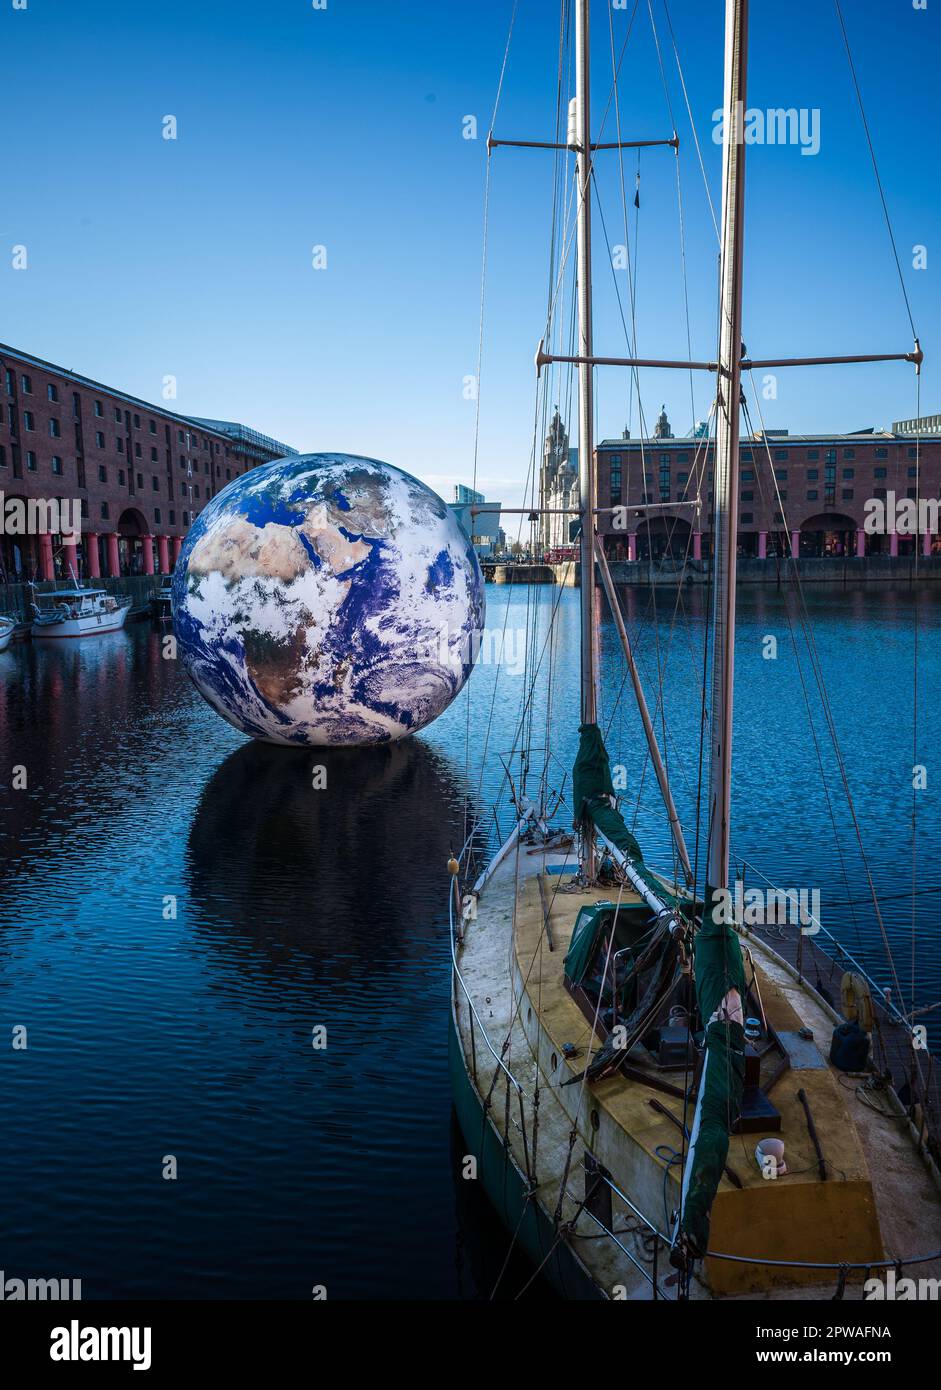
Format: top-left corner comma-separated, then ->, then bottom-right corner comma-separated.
677,0 -> 750,1266
574,0 -> 598,733
706,0 -> 748,901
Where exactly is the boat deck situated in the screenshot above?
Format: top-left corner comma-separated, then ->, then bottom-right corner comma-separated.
453,836 -> 941,1299
743,914 -> 941,1169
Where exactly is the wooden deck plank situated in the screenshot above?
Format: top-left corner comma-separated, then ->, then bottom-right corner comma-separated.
454,840 -> 941,1298
744,918 -> 941,1159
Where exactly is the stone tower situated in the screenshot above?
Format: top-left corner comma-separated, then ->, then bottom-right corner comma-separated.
653,404 -> 673,440
539,407 -> 578,551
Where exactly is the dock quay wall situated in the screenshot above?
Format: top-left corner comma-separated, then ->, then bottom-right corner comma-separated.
483,556 -> 941,586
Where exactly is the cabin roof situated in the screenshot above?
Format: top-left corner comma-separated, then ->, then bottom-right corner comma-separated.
36,588 -> 106,598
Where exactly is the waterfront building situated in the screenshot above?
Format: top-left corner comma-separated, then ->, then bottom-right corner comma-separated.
0,343 -> 296,582
450,484 -> 504,558
596,409 -> 941,562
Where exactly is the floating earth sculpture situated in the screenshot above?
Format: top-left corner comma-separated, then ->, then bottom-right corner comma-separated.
172,453 -> 485,745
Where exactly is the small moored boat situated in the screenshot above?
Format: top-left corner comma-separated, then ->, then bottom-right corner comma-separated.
151,575 -> 174,620
30,587 -> 132,639
0,615 -> 16,652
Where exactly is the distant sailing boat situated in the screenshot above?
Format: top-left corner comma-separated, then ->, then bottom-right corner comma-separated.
449,0 -> 940,1299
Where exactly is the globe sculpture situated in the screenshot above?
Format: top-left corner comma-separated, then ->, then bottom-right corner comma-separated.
172,453 -> 485,745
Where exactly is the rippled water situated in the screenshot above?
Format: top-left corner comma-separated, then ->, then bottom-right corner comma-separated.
0,583 -> 937,1298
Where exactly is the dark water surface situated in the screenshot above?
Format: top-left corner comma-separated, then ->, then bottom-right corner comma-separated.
0,584 -> 938,1298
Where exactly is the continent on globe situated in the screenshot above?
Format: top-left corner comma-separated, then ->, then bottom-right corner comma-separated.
171,453 -> 486,745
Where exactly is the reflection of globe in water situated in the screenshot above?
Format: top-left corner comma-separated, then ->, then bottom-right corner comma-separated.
172,453 -> 485,745
185,739 -> 466,983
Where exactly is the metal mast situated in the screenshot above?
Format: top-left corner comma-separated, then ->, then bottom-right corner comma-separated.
706,0 -> 748,904
574,0 -> 598,733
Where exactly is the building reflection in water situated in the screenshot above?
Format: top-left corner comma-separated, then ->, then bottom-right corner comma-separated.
0,625 -> 176,887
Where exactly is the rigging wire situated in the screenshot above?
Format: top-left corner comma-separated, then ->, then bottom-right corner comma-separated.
832,0 -> 917,340
911,372 -> 922,1023
744,381 -> 912,1028
646,0 -> 697,435
657,0 -> 925,1044
468,10 -> 576,845
461,0 -> 939,1300
660,0 -> 720,243
463,0 -> 522,853
738,397 -> 867,965
596,1 -> 677,878
590,143 -> 712,876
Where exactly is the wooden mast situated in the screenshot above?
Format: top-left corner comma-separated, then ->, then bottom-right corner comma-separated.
574,0 -> 599,873
676,0 -> 750,1269
706,0 -> 748,909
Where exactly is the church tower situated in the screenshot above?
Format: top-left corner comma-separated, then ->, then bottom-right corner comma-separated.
540,407 -> 570,551
653,404 -> 673,440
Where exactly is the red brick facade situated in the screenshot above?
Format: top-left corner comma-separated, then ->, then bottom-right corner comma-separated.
596,429 -> 941,562
0,344 -> 295,581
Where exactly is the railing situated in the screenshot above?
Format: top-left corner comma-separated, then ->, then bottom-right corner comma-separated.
703,1245 -> 941,1272
451,841 -> 941,1298
735,854 -> 941,1173
584,1165 -> 678,1300
448,831 -> 535,1186
449,878 -> 524,1099
450,818 -> 690,1294
734,855 -> 917,1036
592,1157 -> 941,1296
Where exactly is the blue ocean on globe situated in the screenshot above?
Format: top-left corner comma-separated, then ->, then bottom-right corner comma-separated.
171,453 -> 485,746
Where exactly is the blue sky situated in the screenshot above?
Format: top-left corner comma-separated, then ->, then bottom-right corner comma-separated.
2,0 -> 937,507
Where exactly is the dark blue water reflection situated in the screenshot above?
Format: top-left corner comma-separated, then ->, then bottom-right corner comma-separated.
0,583 -> 937,1298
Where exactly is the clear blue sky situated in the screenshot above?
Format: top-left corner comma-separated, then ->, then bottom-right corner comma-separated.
2,0 -> 937,508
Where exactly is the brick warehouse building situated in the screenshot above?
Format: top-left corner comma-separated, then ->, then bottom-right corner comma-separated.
0,343 -> 296,582
595,407 -> 941,563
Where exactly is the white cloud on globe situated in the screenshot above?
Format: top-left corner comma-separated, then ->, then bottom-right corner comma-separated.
172,453 -> 485,746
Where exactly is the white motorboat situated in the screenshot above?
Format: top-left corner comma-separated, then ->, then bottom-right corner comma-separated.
0,615 -> 15,652
30,587 -> 132,639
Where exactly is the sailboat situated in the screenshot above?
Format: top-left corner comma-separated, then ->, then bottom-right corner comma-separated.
449,0 -> 940,1299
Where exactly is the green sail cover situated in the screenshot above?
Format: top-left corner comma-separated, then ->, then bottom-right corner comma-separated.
573,722 -> 744,1257
572,723 -> 643,862
563,902 -> 617,987
679,889 -> 746,1257
573,724 -> 684,909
